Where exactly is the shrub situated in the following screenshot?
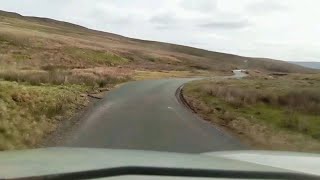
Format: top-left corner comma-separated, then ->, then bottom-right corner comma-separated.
218,111 -> 236,124
278,90 -> 320,115
201,81 -> 319,115
203,85 -> 267,107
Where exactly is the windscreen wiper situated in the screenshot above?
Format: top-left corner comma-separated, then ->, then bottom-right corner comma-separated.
7,166 -> 320,180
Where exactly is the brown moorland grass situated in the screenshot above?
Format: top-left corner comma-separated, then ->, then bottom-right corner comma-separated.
0,9 -> 318,150
0,10 -> 316,73
183,73 -> 320,152
0,68 -> 132,87
0,81 -> 89,150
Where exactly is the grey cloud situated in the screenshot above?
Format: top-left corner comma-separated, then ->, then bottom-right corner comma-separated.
149,12 -> 177,25
200,20 -> 251,30
246,0 -> 287,15
89,10 -> 131,25
149,12 -> 180,30
179,0 -> 217,13
154,25 -> 173,30
149,12 -> 181,31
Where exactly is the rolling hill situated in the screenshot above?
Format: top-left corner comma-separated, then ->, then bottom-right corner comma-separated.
289,61 -> 320,70
0,10 -> 318,150
0,10 -> 314,73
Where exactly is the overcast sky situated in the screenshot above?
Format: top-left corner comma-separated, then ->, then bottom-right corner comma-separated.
0,0 -> 319,62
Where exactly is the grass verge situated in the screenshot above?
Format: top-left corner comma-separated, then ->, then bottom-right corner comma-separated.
0,67 -> 132,150
133,70 -> 214,80
183,74 -> 320,152
0,81 -> 89,150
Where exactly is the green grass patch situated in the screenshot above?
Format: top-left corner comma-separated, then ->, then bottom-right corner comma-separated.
183,76 -> 320,152
0,81 -> 89,150
64,47 -> 128,66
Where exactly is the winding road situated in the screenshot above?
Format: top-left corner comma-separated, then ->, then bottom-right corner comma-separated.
62,75 -> 247,153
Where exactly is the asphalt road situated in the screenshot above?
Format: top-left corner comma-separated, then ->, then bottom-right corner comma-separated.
63,77 -> 247,153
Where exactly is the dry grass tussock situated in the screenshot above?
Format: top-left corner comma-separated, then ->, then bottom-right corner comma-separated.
0,10 -> 316,73
0,9 -> 317,151
0,81 -> 88,150
0,66 -> 132,150
202,83 -> 320,115
0,67 -> 132,87
183,75 -> 320,152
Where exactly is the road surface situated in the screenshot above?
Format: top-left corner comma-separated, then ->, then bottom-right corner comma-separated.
63,78 -> 247,153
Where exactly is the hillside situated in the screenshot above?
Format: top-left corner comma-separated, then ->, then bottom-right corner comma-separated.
0,10 -> 317,150
183,73 -> 320,152
0,10 -> 314,73
289,61 -> 320,70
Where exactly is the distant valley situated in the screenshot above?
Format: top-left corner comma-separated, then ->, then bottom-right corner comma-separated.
289,61 -> 320,69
